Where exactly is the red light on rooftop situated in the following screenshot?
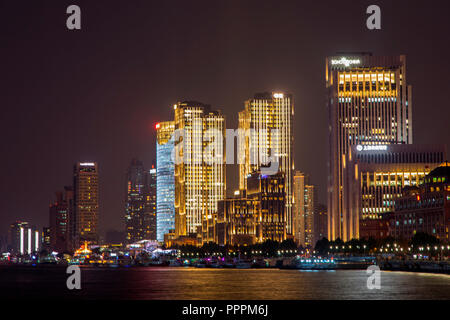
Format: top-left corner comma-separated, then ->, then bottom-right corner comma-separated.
155,123 -> 160,130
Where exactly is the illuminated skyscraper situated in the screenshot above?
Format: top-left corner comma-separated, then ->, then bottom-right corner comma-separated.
293,171 -> 307,245
49,186 -> 73,252
327,54 -> 412,241
156,121 -> 175,242
147,165 -> 157,240
74,162 -> 99,245
173,101 -> 225,241
239,92 -> 294,235
304,185 -> 316,247
293,171 -> 316,247
125,159 -> 156,243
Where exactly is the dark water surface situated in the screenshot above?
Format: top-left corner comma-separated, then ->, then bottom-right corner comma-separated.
1,266 -> 449,299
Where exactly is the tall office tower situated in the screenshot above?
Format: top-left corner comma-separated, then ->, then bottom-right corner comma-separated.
304,185 -> 316,247
238,92 -> 294,236
173,101 -> 225,241
8,222 -> 39,254
74,162 -> 99,246
49,186 -> 73,253
147,165 -> 157,240
293,171 -> 307,245
156,121 -> 175,242
125,159 -> 156,243
327,54 -> 412,241
292,171 -> 316,247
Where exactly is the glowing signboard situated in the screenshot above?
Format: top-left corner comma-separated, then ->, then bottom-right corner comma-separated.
356,145 -> 388,151
80,162 -> 95,166
331,57 -> 361,67
273,93 -> 284,99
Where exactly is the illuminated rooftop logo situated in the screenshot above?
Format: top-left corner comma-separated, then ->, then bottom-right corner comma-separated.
356,145 -> 388,151
80,162 -> 95,166
273,93 -> 284,99
331,57 -> 361,67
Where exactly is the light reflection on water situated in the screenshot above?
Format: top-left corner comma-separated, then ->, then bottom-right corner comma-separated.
1,266 -> 449,299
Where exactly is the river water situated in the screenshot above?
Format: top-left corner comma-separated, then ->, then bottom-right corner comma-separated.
1,266 -> 449,299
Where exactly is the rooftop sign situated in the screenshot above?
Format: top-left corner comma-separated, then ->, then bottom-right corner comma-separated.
331,57 -> 361,67
80,162 -> 95,166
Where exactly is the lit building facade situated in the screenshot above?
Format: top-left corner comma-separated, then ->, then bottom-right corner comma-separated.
390,164 -> 450,242
215,172 -> 286,245
327,54 -> 413,241
216,196 -> 260,246
125,159 -> 156,243
304,185 -> 316,247
147,166 -> 157,240
74,162 -> 99,245
293,171 -> 316,247
8,222 -> 40,254
173,101 -> 225,242
247,171 -> 286,242
239,92 -> 294,236
344,144 -> 446,239
156,121 -> 175,242
293,171 -> 306,245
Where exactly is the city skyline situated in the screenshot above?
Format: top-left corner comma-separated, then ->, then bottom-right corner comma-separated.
1,1 -> 450,238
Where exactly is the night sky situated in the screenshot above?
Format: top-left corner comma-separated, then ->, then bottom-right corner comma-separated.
1,0 -> 449,238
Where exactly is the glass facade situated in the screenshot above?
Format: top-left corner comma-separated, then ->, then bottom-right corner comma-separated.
156,121 -> 175,242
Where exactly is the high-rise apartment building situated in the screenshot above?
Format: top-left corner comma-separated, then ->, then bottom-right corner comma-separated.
156,121 -> 175,242
74,162 -> 99,246
327,54 -> 412,241
239,92 -> 294,235
173,101 -> 226,241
